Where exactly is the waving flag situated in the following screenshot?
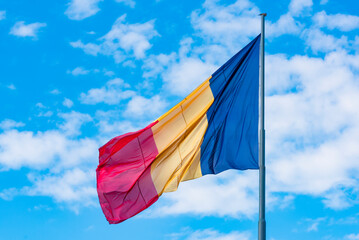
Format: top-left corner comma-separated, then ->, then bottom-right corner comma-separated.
96,35 -> 260,224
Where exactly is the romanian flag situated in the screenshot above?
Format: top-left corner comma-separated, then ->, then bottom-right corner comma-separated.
97,35 -> 260,224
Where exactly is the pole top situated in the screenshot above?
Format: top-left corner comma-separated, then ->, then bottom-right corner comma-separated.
259,13 -> 267,17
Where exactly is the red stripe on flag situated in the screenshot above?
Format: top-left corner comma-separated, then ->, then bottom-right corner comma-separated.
97,121 -> 159,223
98,121 -> 158,165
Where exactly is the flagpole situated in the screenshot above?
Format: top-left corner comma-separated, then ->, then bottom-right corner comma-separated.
258,13 -> 266,240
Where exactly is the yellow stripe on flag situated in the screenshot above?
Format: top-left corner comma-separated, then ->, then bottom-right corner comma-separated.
150,78 -> 214,195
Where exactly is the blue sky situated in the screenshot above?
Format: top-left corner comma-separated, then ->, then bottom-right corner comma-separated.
1,0 -> 359,239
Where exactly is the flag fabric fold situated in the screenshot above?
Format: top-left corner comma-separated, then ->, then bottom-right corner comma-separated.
96,34 -> 261,224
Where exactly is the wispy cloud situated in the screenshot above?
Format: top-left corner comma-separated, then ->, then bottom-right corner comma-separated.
320,0 -> 329,4
266,51 -> 359,209
346,233 -> 359,240
14,168 -> 97,212
70,40 -> 101,55
0,119 -> 25,131
191,0 -> 260,50
0,168 -> 97,212
267,13 -> 303,37
10,21 -> 46,39
0,10 -> 6,20
0,128 -> 97,170
302,28 -> 348,53
305,217 -> 326,232
152,171 -> 259,218
50,89 -> 61,95
289,0 -> 313,16
124,95 -> 167,118
7,84 -> 16,90
103,69 -> 115,76
115,0 -> 136,8
67,67 -> 90,76
35,102 -> 53,117
63,98 -> 74,108
80,78 -> 134,105
0,110 -> 98,211
313,11 -> 359,32
57,111 -> 92,137
70,14 -> 158,63
65,0 -> 103,20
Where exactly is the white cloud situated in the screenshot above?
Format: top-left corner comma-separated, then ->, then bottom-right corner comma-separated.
0,113 -> 98,211
80,78 -> 135,104
163,56 -> 216,96
24,169 -> 97,207
265,54 -> 301,95
65,0 -> 103,20
124,95 -> 167,118
302,28 -> 348,53
103,69 -> 115,76
70,40 -> 101,55
346,234 -> 359,240
35,102 -> 54,117
68,67 -> 90,76
94,109 -> 150,140
50,89 -> 61,95
10,21 -> 46,38
58,111 -> 92,136
305,217 -> 326,232
267,13 -> 302,37
80,78 -> 167,120
0,129 -> 97,170
355,36 -> 359,52
115,0 -> 136,8
0,168 -> 97,211
97,118 -> 138,137
289,0 -> 313,16
0,119 -> 25,131
152,170 -> 289,219
7,84 -> 16,90
36,102 -> 46,109
0,110 -> 97,172
63,98 -> 74,108
266,51 -> 359,209
38,111 -> 53,117
322,190 -> 354,210
191,0 -> 260,50
143,37 -> 220,96
0,188 -> 17,201
313,11 -> 359,32
142,53 -> 176,79
0,10 -> 6,20
328,214 -> 359,225
30,205 -> 52,211
71,14 -> 158,63
102,15 -> 158,60
153,171 -> 259,218
320,0 -> 329,4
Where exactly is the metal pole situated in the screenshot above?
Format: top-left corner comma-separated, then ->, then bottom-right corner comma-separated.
258,13 -> 266,240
